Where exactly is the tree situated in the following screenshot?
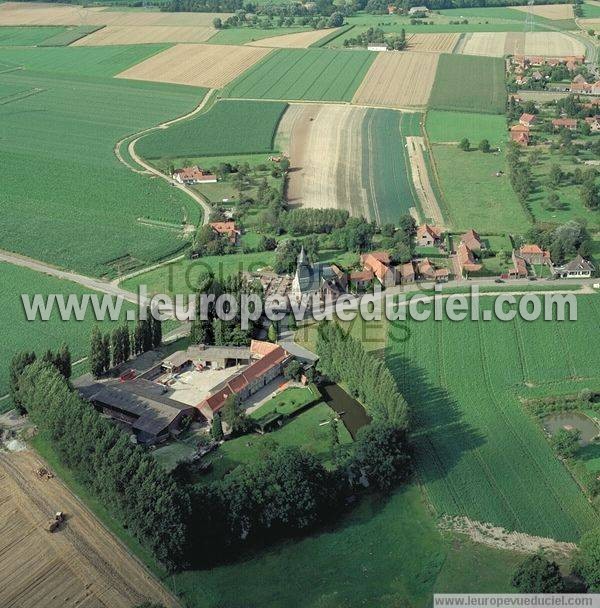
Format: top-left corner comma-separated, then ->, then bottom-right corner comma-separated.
151,315 -> 162,349
581,178 -> 600,210
329,415 -> 340,453
279,157 -> 290,173
478,139 -> 491,153
511,553 -> 565,593
548,164 -> 563,188
458,138 -> 470,151
267,322 -> 278,343
56,343 -> 72,379
101,333 -> 111,374
111,327 -> 124,367
211,413 -> 224,441
9,351 -> 36,413
573,528 -> 600,591
90,326 -> 104,378
328,11 -> 343,27
212,17 -> 222,28
551,428 -> 581,458
284,359 -> 303,382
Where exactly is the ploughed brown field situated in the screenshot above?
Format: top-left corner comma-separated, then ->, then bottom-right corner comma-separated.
351,51 -> 439,108
116,43 -> 272,88
0,450 -> 178,608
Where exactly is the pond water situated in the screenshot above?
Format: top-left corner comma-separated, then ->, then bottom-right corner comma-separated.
320,383 -> 371,439
542,411 -> 599,446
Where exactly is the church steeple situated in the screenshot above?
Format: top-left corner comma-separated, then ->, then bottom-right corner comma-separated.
297,246 -> 309,267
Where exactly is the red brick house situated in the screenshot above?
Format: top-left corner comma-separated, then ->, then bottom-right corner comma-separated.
510,124 -> 530,146
416,224 -> 443,247
209,221 -> 241,245
172,165 -> 217,185
519,244 -> 550,265
360,252 -> 397,287
552,118 -> 577,131
519,113 -> 536,128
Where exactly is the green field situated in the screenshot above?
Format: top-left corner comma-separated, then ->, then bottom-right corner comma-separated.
225,48 -> 375,102
431,144 -> 529,233
0,26 -> 67,46
0,47 -> 206,277
582,2 -> 600,17
38,25 -> 103,46
137,100 -> 287,160
0,262 -> 135,410
362,109 -> 422,223
122,251 -> 277,296
209,26 -> 309,45
429,55 -> 506,115
440,6 -> 576,30
426,111 -> 508,147
388,295 -> 600,542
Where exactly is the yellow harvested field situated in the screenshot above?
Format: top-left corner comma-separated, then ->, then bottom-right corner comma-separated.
0,2 -> 230,26
0,450 -> 177,608
406,33 -> 460,53
512,3 -> 574,20
459,32 -> 585,58
246,28 -> 339,48
352,52 -> 438,108
116,43 -> 272,88
458,32 -> 507,57
73,25 -> 215,46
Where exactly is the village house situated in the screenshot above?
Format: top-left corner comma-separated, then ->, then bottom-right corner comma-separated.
367,44 -> 388,52
387,3 -> 396,14
361,251 -> 397,287
460,229 -> 484,253
416,223 -> 443,247
417,258 -> 449,283
585,116 -> 600,132
349,269 -> 374,290
509,251 -> 528,279
457,241 -> 482,275
510,124 -> 530,146
552,255 -> 595,279
552,118 -> 578,131
531,70 -> 543,81
519,113 -> 536,128
172,165 -> 217,185
209,221 -> 240,245
409,5 -> 428,14
397,261 -> 415,284
519,244 -> 550,265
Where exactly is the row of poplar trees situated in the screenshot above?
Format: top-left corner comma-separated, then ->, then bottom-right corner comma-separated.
89,307 -> 162,378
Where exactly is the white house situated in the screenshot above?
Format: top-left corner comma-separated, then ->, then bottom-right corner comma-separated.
172,166 -> 217,185
552,255 -> 595,279
409,5 -> 428,14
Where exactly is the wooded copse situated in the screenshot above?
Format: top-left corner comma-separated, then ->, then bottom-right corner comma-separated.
316,322 -> 409,429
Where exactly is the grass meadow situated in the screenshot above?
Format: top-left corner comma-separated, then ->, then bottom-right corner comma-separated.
225,48 -> 375,102
388,295 -> 600,542
0,47 -> 206,277
431,144 -> 530,233
0,262 -> 135,410
137,100 -> 287,160
0,26 -> 67,45
429,54 -> 506,115
208,26 -> 309,44
426,111 -> 508,147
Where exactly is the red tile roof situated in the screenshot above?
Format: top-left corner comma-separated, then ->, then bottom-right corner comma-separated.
457,242 -> 482,273
361,253 -> 393,283
173,166 -> 216,182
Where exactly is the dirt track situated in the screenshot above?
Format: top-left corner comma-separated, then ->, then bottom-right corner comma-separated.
0,449 -> 178,608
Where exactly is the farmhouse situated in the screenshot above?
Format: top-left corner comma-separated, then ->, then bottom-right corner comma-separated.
509,251 -> 528,279
417,258 -> 449,282
349,269 -> 374,290
197,341 -> 291,420
460,229 -> 484,253
585,116 -> 600,132
552,255 -> 595,279
367,44 -> 388,52
457,241 -> 482,275
519,244 -> 550,265
416,223 -> 443,247
75,376 -> 196,445
409,6 -> 429,14
209,220 -> 240,244
552,118 -> 577,130
519,113 -> 536,128
172,165 -> 217,185
361,251 -> 397,287
162,345 -> 252,374
510,124 -> 530,146
290,247 -> 347,302
397,261 -> 415,284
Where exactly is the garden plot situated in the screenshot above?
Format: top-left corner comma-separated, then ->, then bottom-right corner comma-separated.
73,25 -> 216,46
0,450 -> 178,608
278,103 -> 422,223
246,27 -> 339,48
512,3 -> 574,20
406,33 -> 460,53
116,43 -> 272,88
352,51 -> 438,108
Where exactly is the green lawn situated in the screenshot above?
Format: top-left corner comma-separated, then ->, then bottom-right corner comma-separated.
250,385 -> 320,420
426,111 -> 507,147
431,144 -> 530,233
388,295 -> 600,542
137,100 -> 287,160
439,6 -> 576,30
200,402 -> 352,482
122,251 -> 277,296
225,48 -> 375,102
0,48 -> 206,277
429,54 -> 506,115
0,262 -> 138,409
